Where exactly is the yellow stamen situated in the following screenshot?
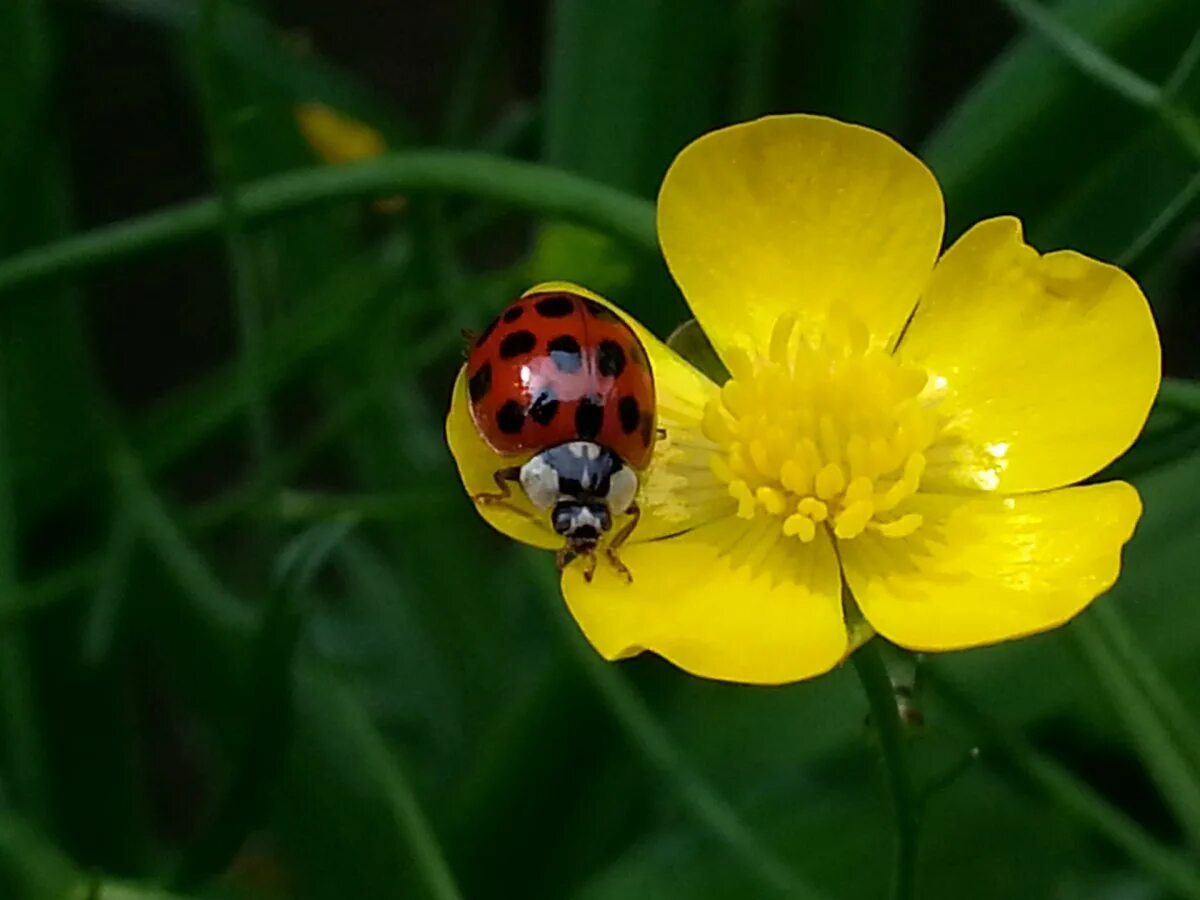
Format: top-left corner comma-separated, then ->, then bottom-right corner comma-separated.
701,312 -> 946,544
783,513 -> 817,542
729,480 -> 756,518
755,486 -> 788,516
797,497 -> 828,522
872,513 -> 924,538
815,463 -> 846,500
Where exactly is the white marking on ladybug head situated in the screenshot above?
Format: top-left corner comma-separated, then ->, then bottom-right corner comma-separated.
519,454 -> 559,509
565,441 -> 600,460
607,466 -> 638,515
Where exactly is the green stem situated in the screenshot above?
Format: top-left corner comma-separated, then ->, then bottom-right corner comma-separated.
1158,376 -> 1200,418
195,0 -> 273,499
0,153 -> 657,298
0,350 -> 49,821
1118,168 -> 1200,268
998,0 -> 1200,160
1072,612 -> 1200,848
4,384 -> 376,630
110,439 -> 463,900
302,671 -> 466,900
1088,603 -> 1200,775
926,666 -> 1200,899
851,640 -> 919,900
525,555 -> 828,900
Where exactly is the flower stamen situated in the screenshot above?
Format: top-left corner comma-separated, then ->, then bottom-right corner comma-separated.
704,315 -> 946,543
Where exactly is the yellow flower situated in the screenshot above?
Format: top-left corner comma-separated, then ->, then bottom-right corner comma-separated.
295,102 -> 387,164
446,115 -> 1160,685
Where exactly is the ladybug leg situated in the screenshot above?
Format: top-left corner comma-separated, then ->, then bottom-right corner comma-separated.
556,547 -> 599,583
582,550 -> 598,583
472,465 -> 521,503
472,466 -> 533,520
656,427 -> 668,440
605,502 -> 640,583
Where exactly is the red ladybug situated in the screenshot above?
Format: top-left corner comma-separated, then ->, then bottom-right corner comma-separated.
466,288 -> 657,580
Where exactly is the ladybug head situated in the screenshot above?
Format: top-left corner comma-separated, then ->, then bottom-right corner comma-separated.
552,500 -> 612,553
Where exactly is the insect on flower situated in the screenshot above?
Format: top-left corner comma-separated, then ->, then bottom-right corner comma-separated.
447,114 -> 1161,685
460,290 -> 658,581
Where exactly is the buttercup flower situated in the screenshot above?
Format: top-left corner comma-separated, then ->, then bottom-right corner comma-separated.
447,115 -> 1160,685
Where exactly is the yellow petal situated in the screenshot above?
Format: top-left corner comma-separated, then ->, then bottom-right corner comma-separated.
295,102 -> 387,164
657,115 -> 944,359
445,283 -> 728,548
561,517 -> 847,684
445,365 -> 560,550
840,482 -> 1142,651
899,217 -> 1161,493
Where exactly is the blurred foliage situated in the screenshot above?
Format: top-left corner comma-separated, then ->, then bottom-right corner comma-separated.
0,1 -> 1198,899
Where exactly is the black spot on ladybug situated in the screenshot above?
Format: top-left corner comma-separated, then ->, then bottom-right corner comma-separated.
618,396 -> 641,434
468,362 -> 492,402
640,414 -> 654,447
547,335 -> 582,373
575,396 -> 604,440
475,315 -> 500,347
502,304 -> 525,323
628,340 -> 648,369
529,389 -> 560,426
499,330 -> 537,359
583,298 -> 619,321
598,340 -> 626,377
535,295 -> 575,318
496,400 -> 526,434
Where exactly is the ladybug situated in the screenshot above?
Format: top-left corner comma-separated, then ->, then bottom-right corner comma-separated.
465,288 -> 658,581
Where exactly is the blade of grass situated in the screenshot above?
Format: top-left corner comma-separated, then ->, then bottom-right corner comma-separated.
5,386 -> 375,629
926,666 -> 1200,899
1071,612 -> 1200,848
16,238 -> 408,531
107,441 -> 250,633
0,357 -> 49,822
1163,25 -> 1200,97
1159,376 -> 1200,417
83,0 -> 417,145
998,0 -> 1200,158
6,259 -> 508,629
193,0 -> 272,501
111,441 -> 463,899
1117,167 -> 1200,267
1082,602 -> 1200,775
732,0 -> 782,120
292,669 -> 465,900
440,0 -> 503,145
923,0 -> 1199,253
801,0 -> 921,136
0,152 -> 656,298
81,511 -> 137,666
523,553 -> 830,900
170,578 -> 300,889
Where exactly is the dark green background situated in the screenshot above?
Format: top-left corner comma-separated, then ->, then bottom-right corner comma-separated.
1,1 -> 1199,898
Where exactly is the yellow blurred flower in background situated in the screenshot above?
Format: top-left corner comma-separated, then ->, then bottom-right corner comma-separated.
295,102 -> 387,163
448,115 -> 1161,685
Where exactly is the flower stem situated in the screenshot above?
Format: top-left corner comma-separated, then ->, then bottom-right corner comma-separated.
195,0 -> 274,515
0,152 -> 657,298
526,554 -> 829,900
851,639 -> 919,900
926,666 -> 1200,899
1072,606 -> 1200,848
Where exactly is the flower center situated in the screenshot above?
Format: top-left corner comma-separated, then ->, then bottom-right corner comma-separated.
701,313 -> 942,543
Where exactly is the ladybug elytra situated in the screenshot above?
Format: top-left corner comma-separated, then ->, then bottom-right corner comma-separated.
465,289 -> 658,581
